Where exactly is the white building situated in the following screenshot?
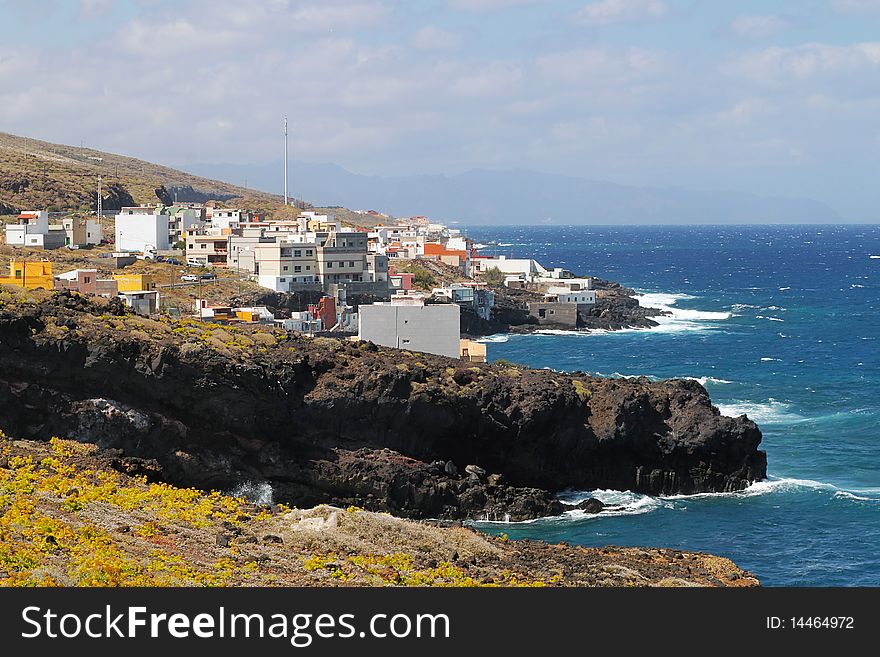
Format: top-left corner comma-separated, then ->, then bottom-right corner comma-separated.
275,311 -> 322,334
209,208 -> 250,230
168,207 -> 205,245
546,287 -> 596,305
115,207 -> 170,252
358,295 -> 460,358
474,256 -> 549,281
4,211 -> 59,248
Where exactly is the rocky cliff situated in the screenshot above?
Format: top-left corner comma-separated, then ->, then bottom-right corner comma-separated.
0,289 -> 766,521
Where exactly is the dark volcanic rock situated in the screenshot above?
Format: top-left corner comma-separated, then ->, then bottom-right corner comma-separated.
0,292 -> 767,521
154,185 -> 174,205
461,281 -> 664,336
573,498 -> 605,514
94,183 -> 135,212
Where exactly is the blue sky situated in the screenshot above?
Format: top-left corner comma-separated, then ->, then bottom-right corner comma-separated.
1,0 -> 879,220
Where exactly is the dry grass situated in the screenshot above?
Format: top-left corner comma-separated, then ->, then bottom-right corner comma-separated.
0,437 -> 759,588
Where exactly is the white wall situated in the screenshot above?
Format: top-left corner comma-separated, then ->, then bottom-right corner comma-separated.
85,219 -> 103,245
115,212 -> 170,252
555,290 -> 596,304
359,303 -> 460,358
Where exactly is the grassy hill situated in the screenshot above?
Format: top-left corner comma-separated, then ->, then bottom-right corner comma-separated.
0,132 -> 380,227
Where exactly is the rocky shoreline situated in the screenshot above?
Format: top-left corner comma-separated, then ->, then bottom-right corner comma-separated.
0,289 -> 766,522
461,278 -> 666,337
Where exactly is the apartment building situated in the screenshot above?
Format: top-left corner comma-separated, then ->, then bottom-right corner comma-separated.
115,207 -> 170,252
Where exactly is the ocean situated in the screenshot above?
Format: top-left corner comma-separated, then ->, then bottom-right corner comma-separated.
466,224 -> 880,586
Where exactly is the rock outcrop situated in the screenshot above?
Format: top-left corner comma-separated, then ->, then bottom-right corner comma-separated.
462,280 -> 664,336
0,290 -> 767,521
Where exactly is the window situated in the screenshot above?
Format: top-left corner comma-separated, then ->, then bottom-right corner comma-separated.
349,261 -> 355,267
279,278 -> 286,283
84,277 -> 91,284
306,249 -> 313,256
283,266 -> 288,271
294,266 -> 301,272
201,244 -> 207,249
538,309 -> 546,318
327,262 -> 333,268
306,266 -> 311,271
294,250 -> 301,257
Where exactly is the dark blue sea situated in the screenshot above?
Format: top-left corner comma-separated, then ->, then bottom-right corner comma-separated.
465,224 -> 880,586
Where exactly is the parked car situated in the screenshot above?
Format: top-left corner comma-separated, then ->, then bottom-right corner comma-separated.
165,257 -> 183,266
199,273 -> 216,281
181,274 -> 199,282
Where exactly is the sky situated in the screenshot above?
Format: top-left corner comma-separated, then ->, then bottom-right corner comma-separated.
1,0 -> 879,220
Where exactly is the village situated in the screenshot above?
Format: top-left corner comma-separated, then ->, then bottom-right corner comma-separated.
1,205 -> 599,363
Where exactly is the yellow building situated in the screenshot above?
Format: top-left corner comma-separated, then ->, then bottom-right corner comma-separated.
0,260 -> 54,289
112,274 -> 156,292
460,339 -> 487,363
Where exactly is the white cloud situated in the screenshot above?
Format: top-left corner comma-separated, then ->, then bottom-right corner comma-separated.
119,18 -> 239,57
79,0 -> 112,17
728,42 -> 880,85
536,46 -> 670,84
830,0 -> 880,15
729,15 -> 792,40
571,0 -> 669,26
285,2 -> 389,32
715,99 -> 774,126
448,0 -> 546,12
410,25 -> 461,50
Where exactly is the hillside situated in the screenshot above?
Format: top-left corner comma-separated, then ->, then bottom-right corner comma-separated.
0,132 -> 379,228
0,436 -> 756,587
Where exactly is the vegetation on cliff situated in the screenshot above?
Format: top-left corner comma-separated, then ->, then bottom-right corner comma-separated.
0,436 -> 758,587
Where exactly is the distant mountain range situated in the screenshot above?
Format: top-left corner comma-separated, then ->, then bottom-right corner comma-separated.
181,160 -> 842,225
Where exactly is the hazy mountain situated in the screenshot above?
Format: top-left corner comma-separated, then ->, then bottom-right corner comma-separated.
180,160 -> 842,225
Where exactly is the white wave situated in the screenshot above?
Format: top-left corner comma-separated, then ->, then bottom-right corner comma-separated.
731,303 -> 760,311
662,477 -> 837,501
716,399 -> 802,423
497,242 -> 514,247
472,243 -> 490,250
834,491 -> 880,503
760,357 -> 781,361
685,376 -> 733,385
477,334 -> 509,343
635,292 -> 731,326
779,286 -> 791,291
592,371 -> 660,381
869,255 -> 880,259
229,481 -> 274,505
558,489 -> 670,520
851,284 -> 865,289
477,476 -> 880,526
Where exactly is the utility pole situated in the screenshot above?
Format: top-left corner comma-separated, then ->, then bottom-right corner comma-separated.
283,116 -> 289,206
97,175 -> 102,228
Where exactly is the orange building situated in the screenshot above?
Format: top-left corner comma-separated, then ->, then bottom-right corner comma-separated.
0,260 -> 54,289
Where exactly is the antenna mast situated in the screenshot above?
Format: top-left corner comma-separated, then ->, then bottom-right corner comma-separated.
283,116 -> 289,206
97,174 -> 102,227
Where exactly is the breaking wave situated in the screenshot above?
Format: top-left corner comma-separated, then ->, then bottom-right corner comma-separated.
715,399 -> 802,423
228,481 -> 274,505
476,477 -> 880,526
